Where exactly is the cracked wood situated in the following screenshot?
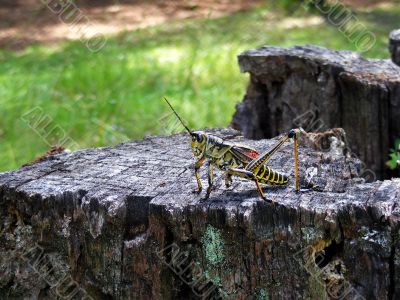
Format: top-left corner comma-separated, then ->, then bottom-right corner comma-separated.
0,128 -> 400,299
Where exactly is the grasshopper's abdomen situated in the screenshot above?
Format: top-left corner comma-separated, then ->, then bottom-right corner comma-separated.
256,165 -> 288,186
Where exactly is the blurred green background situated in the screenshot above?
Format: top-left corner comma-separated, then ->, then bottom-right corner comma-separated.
1,0 -> 399,171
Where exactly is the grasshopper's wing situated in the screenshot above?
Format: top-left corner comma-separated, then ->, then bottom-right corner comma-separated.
229,144 -> 260,164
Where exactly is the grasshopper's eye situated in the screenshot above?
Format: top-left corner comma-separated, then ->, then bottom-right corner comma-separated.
192,134 -> 201,142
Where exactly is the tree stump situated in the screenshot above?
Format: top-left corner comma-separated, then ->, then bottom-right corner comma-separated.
232,45 -> 400,180
1,128 -> 399,299
390,29 -> 400,66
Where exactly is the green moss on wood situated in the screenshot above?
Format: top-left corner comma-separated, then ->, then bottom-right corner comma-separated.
202,224 -> 224,266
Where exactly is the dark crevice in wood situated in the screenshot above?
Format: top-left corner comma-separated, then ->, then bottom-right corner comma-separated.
123,195 -> 152,240
389,231 -> 396,300
315,240 -> 344,269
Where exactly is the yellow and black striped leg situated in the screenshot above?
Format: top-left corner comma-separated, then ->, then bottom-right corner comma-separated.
204,161 -> 214,199
226,168 -> 269,202
253,179 -> 267,201
225,173 -> 232,188
193,157 -> 205,194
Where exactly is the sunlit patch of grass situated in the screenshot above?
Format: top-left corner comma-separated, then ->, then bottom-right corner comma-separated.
0,3 -> 397,171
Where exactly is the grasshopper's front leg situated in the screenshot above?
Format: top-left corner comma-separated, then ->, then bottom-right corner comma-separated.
193,156 -> 205,194
204,161 -> 214,199
225,173 -> 232,188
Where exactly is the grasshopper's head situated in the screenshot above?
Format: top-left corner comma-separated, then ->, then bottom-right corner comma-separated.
190,131 -> 207,157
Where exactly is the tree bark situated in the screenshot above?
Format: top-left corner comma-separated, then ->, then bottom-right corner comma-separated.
232,45 -> 400,181
1,128 -> 399,299
390,29 -> 400,66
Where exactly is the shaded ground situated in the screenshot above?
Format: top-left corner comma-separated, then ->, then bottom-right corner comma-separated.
342,0 -> 397,7
0,0 -> 263,50
0,0 -> 396,50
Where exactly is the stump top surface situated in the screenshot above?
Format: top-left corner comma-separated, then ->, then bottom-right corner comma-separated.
1,128 -> 399,226
239,45 -> 400,82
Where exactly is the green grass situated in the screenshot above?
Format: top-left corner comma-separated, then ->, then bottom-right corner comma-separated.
0,3 -> 398,171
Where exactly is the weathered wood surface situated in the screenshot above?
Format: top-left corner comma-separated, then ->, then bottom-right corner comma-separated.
1,128 -> 400,299
390,29 -> 400,66
232,45 -> 400,180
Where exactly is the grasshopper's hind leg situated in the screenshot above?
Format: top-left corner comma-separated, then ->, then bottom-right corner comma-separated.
292,129 -> 300,192
226,168 -> 268,201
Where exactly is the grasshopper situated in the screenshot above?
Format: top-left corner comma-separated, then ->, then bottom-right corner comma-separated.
163,98 -> 300,201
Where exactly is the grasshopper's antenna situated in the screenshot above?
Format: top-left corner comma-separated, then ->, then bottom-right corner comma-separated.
163,97 -> 193,135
